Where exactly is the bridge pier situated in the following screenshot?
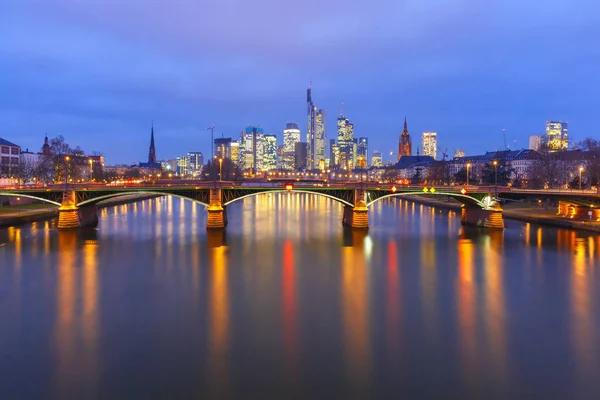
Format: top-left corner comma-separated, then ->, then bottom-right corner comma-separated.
342,189 -> 369,229
206,188 -> 227,229
461,204 -> 504,229
58,191 -> 99,229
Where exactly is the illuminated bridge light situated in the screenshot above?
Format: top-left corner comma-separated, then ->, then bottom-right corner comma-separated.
391,186 -> 397,193
285,183 -> 294,191
461,188 -> 467,195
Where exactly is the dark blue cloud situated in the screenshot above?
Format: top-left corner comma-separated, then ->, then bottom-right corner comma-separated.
1,0 -> 598,164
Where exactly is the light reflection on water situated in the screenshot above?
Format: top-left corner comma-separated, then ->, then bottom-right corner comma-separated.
0,194 -> 600,398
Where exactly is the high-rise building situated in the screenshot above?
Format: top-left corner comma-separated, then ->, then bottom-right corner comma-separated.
263,134 -> 277,171
371,150 -> 383,167
187,152 -> 204,177
337,114 -> 355,169
214,137 -> 232,160
241,126 -> 264,171
545,121 -> 568,152
529,135 -> 544,151
230,141 -> 240,165
283,122 -> 300,170
306,84 -> 326,170
315,109 -> 326,170
421,132 -> 437,159
276,145 -> 285,170
329,139 -> 339,166
398,117 -> 412,160
453,148 -> 465,158
358,137 -> 368,166
176,156 -> 188,176
295,142 -> 307,170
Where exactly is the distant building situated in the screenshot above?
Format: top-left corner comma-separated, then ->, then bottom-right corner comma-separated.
358,137 -> 368,166
546,121 -> 568,152
230,141 -> 240,165
529,134 -> 544,151
139,123 -> 162,171
161,159 -> 178,174
371,150 -> 383,167
276,145 -> 285,170
263,134 -> 277,171
329,139 -> 339,166
306,85 -> 326,170
398,117 -> 412,159
0,137 -> 20,184
214,137 -> 232,160
241,126 -> 264,171
421,132 -> 437,159
454,148 -> 465,158
187,152 -> 204,177
283,122 -> 300,170
295,142 -> 307,170
337,114 -> 356,169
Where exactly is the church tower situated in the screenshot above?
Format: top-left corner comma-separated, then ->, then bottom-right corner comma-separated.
398,117 -> 412,160
42,135 -> 51,155
148,122 -> 157,164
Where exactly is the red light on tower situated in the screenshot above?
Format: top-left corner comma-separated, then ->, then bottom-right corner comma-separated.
391,185 -> 397,193
285,183 -> 294,191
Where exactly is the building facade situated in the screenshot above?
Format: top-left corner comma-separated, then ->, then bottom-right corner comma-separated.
263,134 -> 277,171
398,118 -> 412,159
337,114 -> 356,169
283,122 -> 300,170
295,142 -> 307,170
306,85 -> 326,170
546,121 -> 568,152
421,132 -> 437,159
214,138 -> 232,160
529,135 -> 544,151
371,150 -> 383,167
358,137 -> 368,166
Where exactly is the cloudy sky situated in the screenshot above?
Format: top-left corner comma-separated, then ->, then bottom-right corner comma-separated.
1,0 -> 598,164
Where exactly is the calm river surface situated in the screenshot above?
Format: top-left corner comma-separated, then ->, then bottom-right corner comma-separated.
1,194 -> 600,398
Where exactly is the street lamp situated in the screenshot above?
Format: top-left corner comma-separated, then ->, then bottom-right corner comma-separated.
64,156 -> 70,189
579,166 -> 584,190
493,160 -> 498,197
466,163 -> 471,186
88,158 -> 93,182
219,158 -> 223,182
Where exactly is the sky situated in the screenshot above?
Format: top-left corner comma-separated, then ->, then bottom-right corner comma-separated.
1,0 -> 599,165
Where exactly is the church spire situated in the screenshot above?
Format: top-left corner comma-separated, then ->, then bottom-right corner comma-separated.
148,121 -> 157,164
403,117 -> 407,132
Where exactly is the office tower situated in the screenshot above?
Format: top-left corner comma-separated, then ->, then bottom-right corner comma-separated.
263,134 -> 277,171
371,150 -> 383,167
241,126 -> 264,171
421,132 -> 437,159
187,152 -> 204,178
398,117 -> 412,159
545,121 -> 568,152
214,137 -> 232,160
306,84 -> 326,170
176,155 -> 188,176
295,142 -> 307,170
315,109 -> 326,170
358,137 -> 368,166
453,148 -> 465,158
329,139 -> 339,166
230,141 -> 240,165
276,145 -> 285,169
528,135 -> 543,151
283,122 -> 300,170
337,114 -> 355,169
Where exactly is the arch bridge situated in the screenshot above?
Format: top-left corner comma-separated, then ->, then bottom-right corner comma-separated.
0,184 -> 503,230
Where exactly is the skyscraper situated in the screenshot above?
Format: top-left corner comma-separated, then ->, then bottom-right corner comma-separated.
358,137 -> 368,166
263,134 -> 277,171
545,121 -> 568,152
241,126 -> 264,171
421,132 -> 437,159
214,137 -> 232,160
283,122 -> 300,170
230,141 -> 240,165
295,142 -> 307,170
398,118 -> 412,160
306,84 -> 326,170
329,139 -> 339,166
337,114 -> 355,169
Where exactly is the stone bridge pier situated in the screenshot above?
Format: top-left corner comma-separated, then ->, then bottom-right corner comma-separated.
460,203 -> 504,229
206,188 -> 227,229
57,190 -> 98,229
342,188 -> 369,230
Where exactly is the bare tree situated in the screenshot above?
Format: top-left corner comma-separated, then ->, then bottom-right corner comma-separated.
381,167 -> 401,184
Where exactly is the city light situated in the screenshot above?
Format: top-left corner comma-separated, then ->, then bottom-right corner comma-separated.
285,183 -> 294,191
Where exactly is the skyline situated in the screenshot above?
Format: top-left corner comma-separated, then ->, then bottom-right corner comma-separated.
1,0 -> 599,164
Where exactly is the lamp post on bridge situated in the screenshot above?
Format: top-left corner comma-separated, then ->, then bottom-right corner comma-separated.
579,166 -> 584,190
493,160 -> 498,198
219,158 -> 223,182
466,162 -> 471,187
64,156 -> 70,190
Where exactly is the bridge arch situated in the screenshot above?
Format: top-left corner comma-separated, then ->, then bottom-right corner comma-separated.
0,192 -> 62,206
76,191 -> 210,207
366,191 -> 488,208
223,189 -> 355,208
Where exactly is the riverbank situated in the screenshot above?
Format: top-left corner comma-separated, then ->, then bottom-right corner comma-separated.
403,195 -> 600,233
0,194 -> 160,228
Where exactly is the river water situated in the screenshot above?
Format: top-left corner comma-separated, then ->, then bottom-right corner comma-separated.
1,194 -> 599,398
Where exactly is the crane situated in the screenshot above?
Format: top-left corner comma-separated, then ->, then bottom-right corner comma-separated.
206,124 -> 215,159
502,128 -> 507,150
437,146 -> 449,161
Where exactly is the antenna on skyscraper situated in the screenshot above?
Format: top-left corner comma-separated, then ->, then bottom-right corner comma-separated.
341,101 -> 344,116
